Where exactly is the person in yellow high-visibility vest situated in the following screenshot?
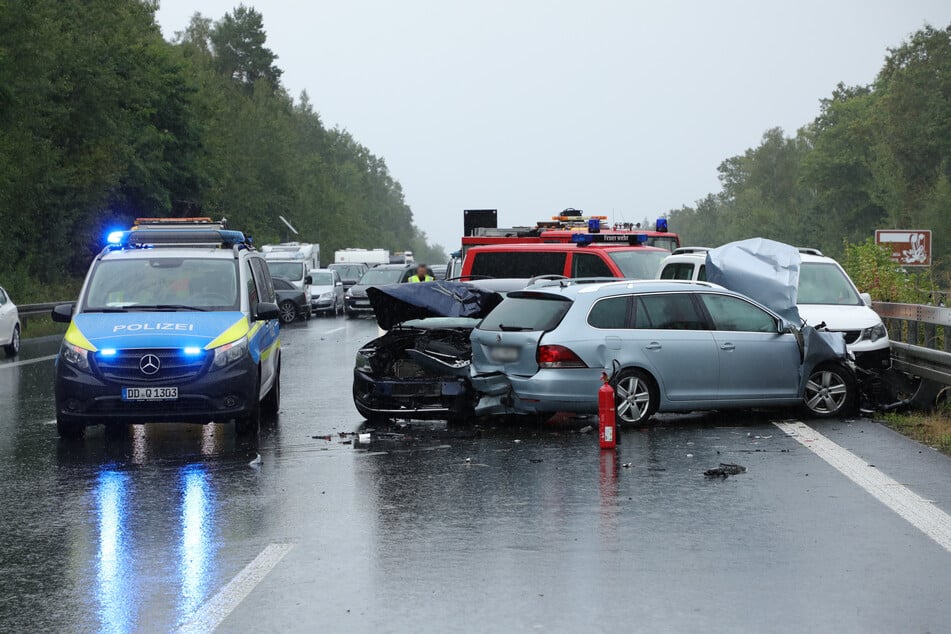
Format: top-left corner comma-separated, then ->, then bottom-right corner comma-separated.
408,264 -> 434,283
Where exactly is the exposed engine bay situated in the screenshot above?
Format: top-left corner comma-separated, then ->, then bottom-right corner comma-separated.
361,327 -> 473,379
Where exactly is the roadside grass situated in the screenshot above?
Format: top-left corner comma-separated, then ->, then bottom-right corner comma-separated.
882,406 -> 951,456
21,315 -> 67,340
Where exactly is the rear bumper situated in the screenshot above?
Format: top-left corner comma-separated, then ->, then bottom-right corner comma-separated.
55,357 -> 258,425
472,368 -> 603,414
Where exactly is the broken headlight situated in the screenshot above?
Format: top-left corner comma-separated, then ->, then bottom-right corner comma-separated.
355,351 -> 371,372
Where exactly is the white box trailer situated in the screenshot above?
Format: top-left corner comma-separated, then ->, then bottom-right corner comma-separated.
261,242 -> 320,289
335,248 -> 390,266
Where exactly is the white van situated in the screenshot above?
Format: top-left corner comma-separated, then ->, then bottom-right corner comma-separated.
262,243 -> 319,290
658,247 -> 891,369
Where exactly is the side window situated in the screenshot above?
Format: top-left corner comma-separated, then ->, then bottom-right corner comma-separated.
699,294 -> 777,333
470,252 -> 567,278
244,261 -> 259,307
587,296 -> 630,329
697,265 -> 707,282
660,263 -> 695,280
634,293 -> 707,330
572,253 -> 614,278
0,289 -> 6,305
250,258 -> 275,304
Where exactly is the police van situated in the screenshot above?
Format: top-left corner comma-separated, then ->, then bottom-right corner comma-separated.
52,218 -> 282,439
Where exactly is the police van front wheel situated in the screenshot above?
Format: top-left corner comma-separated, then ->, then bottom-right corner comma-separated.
236,381 -> 261,437
56,415 -> 84,440
262,365 -> 280,420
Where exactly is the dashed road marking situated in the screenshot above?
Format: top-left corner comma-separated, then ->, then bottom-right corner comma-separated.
775,420 -> 951,554
177,543 -> 293,634
0,354 -> 58,370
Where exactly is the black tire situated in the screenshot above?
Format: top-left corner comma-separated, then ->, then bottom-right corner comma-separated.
56,414 -> 84,440
4,324 -> 20,357
236,374 -> 261,437
611,369 -> 659,425
802,362 -> 855,418
278,300 -> 297,324
262,362 -> 281,419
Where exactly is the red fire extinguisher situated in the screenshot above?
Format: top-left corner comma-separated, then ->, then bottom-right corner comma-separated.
599,372 -> 616,449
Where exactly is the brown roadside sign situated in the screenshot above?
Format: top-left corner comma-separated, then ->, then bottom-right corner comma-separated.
875,229 -> 932,267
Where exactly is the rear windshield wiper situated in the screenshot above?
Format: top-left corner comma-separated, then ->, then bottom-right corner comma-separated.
127,304 -> 208,312
497,324 -> 533,332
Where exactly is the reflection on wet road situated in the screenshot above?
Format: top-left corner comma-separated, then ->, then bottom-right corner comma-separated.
2,319 -> 951,632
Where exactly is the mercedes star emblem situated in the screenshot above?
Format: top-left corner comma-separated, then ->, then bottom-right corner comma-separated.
139,354 -> 161,376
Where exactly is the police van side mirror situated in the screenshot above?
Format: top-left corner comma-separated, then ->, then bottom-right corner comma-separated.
51,303 -> 74,323
255,301 -> 281,321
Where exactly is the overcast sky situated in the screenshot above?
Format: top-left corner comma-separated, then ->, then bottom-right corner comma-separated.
157,0 -> 951,251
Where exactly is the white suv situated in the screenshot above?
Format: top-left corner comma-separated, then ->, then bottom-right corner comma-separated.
658,247 -> 890,369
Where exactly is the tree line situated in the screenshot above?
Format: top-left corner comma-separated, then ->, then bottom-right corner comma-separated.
0,1 -> 445,301
667,24 -> 951,285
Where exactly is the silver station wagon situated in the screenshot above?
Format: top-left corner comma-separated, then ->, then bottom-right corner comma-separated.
470,280 -> 854,424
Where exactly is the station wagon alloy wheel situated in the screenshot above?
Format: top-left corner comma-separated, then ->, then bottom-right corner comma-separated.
613,370 -> 657,424
279,300 -> 298,324
803,364 -> 851,417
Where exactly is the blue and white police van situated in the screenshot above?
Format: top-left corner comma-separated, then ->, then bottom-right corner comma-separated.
52,218 -> 282,439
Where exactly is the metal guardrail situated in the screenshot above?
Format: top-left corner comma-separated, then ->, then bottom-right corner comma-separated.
873,301 -> 951,388
17,302 -> 65,326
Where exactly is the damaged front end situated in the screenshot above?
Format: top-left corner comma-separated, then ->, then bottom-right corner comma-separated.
353,281 -> 506,422
353,320 -> 479,421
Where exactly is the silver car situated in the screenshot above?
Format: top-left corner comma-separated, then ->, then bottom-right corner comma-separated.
308,268 -> 345,316
470,280 -> 855,423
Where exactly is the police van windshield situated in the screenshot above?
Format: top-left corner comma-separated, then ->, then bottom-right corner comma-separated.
266,261 -> 304,282
84,258 -> 240,311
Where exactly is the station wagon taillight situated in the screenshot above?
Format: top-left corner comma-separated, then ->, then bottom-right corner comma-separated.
537,345 -> 587,369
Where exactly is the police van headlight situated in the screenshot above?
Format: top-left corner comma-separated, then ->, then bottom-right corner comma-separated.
61,342 -> 91,372
861,324 -> 887,342
212,337 -> 249,370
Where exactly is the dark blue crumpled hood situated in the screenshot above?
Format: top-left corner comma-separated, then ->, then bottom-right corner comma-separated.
367,281 -> 503,330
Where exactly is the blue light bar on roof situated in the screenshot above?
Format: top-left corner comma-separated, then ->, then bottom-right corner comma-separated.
106,231 -> 127,245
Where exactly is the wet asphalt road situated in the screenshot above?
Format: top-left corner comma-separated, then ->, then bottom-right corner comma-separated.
2,318 -> 951,633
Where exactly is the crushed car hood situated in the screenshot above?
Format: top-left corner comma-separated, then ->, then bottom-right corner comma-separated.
705,238 -> 802,324
367,281 -> 503,330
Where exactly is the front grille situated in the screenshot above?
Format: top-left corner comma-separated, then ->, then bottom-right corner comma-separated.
837,330 -> 861,344
94,349 -> 209,384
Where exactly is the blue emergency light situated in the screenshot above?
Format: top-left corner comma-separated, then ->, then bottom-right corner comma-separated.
106,231 -> 127,245
183,347 -> 202,356
588,218 -> 601,233
100,348 -> 118,357
656,218 -> 668,232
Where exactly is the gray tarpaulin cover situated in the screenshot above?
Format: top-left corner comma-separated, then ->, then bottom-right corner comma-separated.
705,238 -> 802,324
705,238 -> 849,391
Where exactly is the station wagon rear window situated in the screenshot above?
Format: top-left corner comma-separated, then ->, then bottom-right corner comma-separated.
479,293 -> 572,332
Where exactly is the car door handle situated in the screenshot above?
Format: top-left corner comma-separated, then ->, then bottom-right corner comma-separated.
645,342 -> 662,350
720,343 -> 735,351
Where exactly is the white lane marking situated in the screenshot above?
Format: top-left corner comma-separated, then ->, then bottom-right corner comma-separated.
321,326 -> 345,335
0,354 -> 58,370
775,421 -> 951,554
177,543 -> 293,634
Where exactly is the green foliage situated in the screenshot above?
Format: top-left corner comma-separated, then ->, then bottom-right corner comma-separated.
670,23 -> 951,282
0,1 -> 443,300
